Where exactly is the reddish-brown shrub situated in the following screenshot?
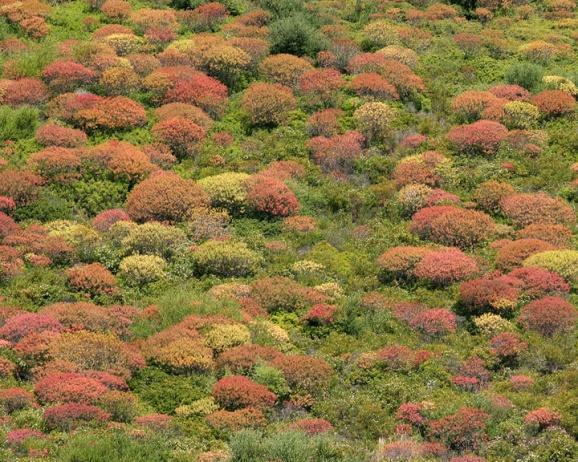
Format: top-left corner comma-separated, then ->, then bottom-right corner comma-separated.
490,332 -> 527,359
518,296 -> 577,336
217,344 -> 282,373
126,172 -> 208,223
298,68 -> 344,106
306,108 -> 343,137
84,141 -> 155,183
307,131 -> 364,175
28,147 -> 81,182
429,407 -> 489,451
206,407 -> 266,431
35,123 -> 87,148
413,248 -> 478,286
44,403 -> 111,431
100,0 -> 131,19
396,402 -> 426,426
259,54 -> 313,87
447,120 -> 508,156
0,212 -> 19,239
377,246 -> 431,281
304,303 -> 336,325
91,208 -> 131,232
76,96 -> 147,131
134,413 -> 172,430
152,117 -> 206,158
495,239 -> 555,271
459,276 -> 520,315
500,193 -> 575,227
185,2 -> 228,31
392,152 -> 446,188
289,417 -> 334,435
517,223 -> 572,248
0,170 -> 43,206
42,61 -> 96,92
530,90 -> 575,117
250,276 -> 316,312
2,78 -> 48,106
164,72 -> 228,117
0,313 -> 62,342
271,355 -> 332,393
241,82 -> 296,127
451,91 -> 499,122
350,72 -> 399,100
488,84 -> 530,101
510,374 -> 534,390
508,267 -> 570,299
47,92 -> 103,123
212,375 -> 276,410
35,372 -> 108,404
473,180 -> 516,214
409,308 -> 457,337
5,428 -> 44,448
0,388 -> 36,413
524,407 -> 561,429
246,175 -> 299,217
65,263 -> 118,297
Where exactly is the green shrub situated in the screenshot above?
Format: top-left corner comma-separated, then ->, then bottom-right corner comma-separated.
505,62 -> 544,90
270,14 -> 326,57
192,240 -> 262,277
0,105 -> 39,142
121,222 -> 187,259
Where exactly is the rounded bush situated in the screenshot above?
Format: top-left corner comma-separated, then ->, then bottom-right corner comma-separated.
126,172 -> 208,223
518,296 -> 577,336
118,254 -> 167,285
523,250 -> 578,283
377,246 -> 430,281
199,172 -> 250,215
246,175 -> 300,217
152,117 -> 206,158
35,372 -> 108,404
500,193 -> 575,228
259,54 -> 313,87
473,180 -> 516,214
92,209 -> 131,232
447,120 -> 508,156
530,90 -> 575,117
192,240 -> 261,277
121,222 -> 186,258
495,239 -> 555,271
66,263 -> 118,296
413,248 -> 478,286
213,375 -> 276,410
353,101 -> 395,143
152,338 -> 214,373
509,266 -> 570,298
517,223 -> 572,248
241,82 -> 296,127
35,123 -> 87,148
459,276 -> 520,315
270,354 -> 332,394
44,403 -> 111,431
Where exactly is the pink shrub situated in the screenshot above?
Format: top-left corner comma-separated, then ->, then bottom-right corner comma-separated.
413,248 -> 478,286
396,402 -> 426,426
429,407 -> 489,450
409,308 -> 457,337
35,372 -> 108,404
44,403 -> 111,430
490,332 -> 527,359
288,418 -> 334,435
518,296 -> 577,336
246,175 -> 299,217
447,120 -> 508,156
508,267 -> 570,299
524,407 -> 561,429
0,313 -> 63,342
500,193 -> 575,227
91,208 -> 131,232
212,375 -> 276,410
35,123 -> 88,148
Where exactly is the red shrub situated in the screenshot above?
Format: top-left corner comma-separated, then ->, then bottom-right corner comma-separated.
185,2 -> 228,31
429,407 -> 489,451
0,196 -> 16,213
164,72 -> 228,117
259,160 -> 306,181
392,152 -> 446,188
213,375 -> 276,410
298,68 -> 344,106
447,120 -> 508,156
65,263 -> 117,297
134,413 -> 172,430
307,131 -> 364,175
0,211 -> 19,239
0,388 -> 36,413
289,418 -> 333,435
126,172 -> 208,223
304,303 -> 336,325
517,223 -> 572,248
271,355 -> 332,393
488,84 -> 530,101
35,372 -> 108,404
372,344 -> 431,371
6,428 -> 44,448
495,239 -> 555,271
350,72 -> 399,100
44,403 -> 111,430
206,407 -> 266,431
47,92 -> 102,123
306,108 -> 343,137
76,96 -> 147,131
396,402 -> 426,426
28,147 -> 81,182
500,193 -> 575,227
524,407 -> 561,429
508,267 -> 570,299
413,248 -> 478,286
518,296 -> 577,336
409,308 -> 457,337
246,175 -> 299,217
459,276 -> 520,314
0,170 -> 43,206
530,90 -> 575,117
241,82 -> 296,127
2,78 -> 48,106
0,313 -> 63,342
450,457 -> 486,462
84,141 -> 155,183
217,344 -> 282,373
510,374 -> 534,391
490,332 -> 527,359
91,208 -> 131,232
152,117 -> 206,158
451,91 -> 499,122
42,60 -> 96,92
35,123 -> 87,148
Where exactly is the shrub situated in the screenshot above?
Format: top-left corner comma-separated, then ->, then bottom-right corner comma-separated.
505,62 -> 543,90
409,308 -> 457,337
509,267 -> 570,298
495,239 -> 556,271
0,388 -> 36,413
164,72 -> 228,117
429,407 -> 489,451
306,109 -> 342,137
118,254 -> 167,285
298,68 -> 343,107
396,402 -> 426,426
199,172 -> 250,215
186,2 -> 228,31
413,248 -> 478,286
100,0 -> 131,19
353,101 -> 395,143
92,209 -> 131,232
523,250 -> 578,283
525,408 -> 561,430
269,14 -> 324,56
518,296 -> 577,336
517,224 -> 572,248
459,276 -> 520,315
350,72 -> 399,100
2,78 -> 49,107
204,323 -> 251,353
217,344 -> 283,373
241,82 -> 296,127
307,131 -> 364,175
44,403 -> 111,431
121,222 -> 186,258
99,66 -> 141,96
392,154 -> 445,188
192,240 -> 261,277
473,180 -> 515,214
97,390 -> 137,422
270,355 -> 332,393
304,303 -> 336,325
0,313 -> 62,342
500,193 -> 575,228
289,418 -> 334,435
42,61 -> 96,92
151,117 -> 206,159
126,172 -> 208,223
213,375 -> 276,410
530,90 -> 576,117
451,91 -> 499,122
35,123 -> 87,148
490,332 -> 527,359
259,54 -> 313,87
35,372 -> 108,404
66,263 -> 117,296
199,44 -> 250,87
0,170 -> 43,206
76,96 -> 147,131
152,337 -> 215,373
489,84 -> 530,101
155,103 -> 213,129
206,407 -> 266,431
447,120 -> 508,156
377,246 -> 430,281
246,175 -> 300,217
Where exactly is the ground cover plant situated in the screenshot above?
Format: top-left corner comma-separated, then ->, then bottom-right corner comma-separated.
0,0 -> 576,460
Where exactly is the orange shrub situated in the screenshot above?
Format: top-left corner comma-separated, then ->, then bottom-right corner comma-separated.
500,192 -> 575,227
298,68 -> 344,107
152,117 -> 206,158
241,82 -> 296,127
447,120 -> 508,156
35,123 -> 87,148
271,354 -> 332,394
516,223 -> 572,247
495,239 -> 555,271
65,263 -> 118,297
259,54 -> 313,87
42,60 -> 96,92
530,90 -> 575,117
350,72 -> 399,100
246,175 -> 299,217
75,96 -> 147,131
413,248 -> 479,286
126,172 -> 208,223
212,375 -> 276,410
